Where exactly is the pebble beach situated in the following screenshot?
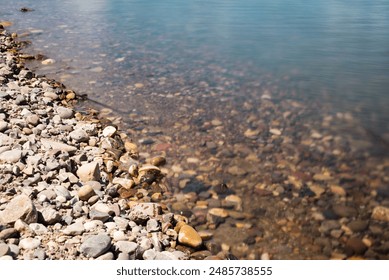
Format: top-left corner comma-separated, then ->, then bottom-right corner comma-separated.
0,27 -> 223,260
1,15 -> 389,261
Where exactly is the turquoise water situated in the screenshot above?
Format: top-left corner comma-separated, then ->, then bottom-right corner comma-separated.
2,0 -> 389,132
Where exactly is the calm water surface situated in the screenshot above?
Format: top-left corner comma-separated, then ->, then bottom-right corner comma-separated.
2,0 -> 389,131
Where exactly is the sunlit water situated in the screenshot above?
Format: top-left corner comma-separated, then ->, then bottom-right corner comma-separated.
1,0 -> 389,139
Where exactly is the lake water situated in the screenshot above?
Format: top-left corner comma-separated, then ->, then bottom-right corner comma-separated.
2,0 -> 389,132
2,0 -> 389,259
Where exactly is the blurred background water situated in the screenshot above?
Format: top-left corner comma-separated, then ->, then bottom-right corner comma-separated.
1,0 -> 389,134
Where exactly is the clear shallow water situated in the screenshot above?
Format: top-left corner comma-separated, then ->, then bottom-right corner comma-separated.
1,0 -> 389,131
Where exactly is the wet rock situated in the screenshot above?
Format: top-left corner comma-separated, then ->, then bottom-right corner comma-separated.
347,220 -> 369,233
79,234 -> 111,258
371,206 -> 389,222
178,225 -> 202,248
0,195 -> 38,225
332,205 -> 358,218
345,237 -> 367,256
150,156 -> 166,167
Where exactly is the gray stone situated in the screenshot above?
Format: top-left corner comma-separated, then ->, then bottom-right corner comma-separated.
0,243 -> 10,257
128,203 -> 161,223
70,128 -> 89,142
33,249 -> 46,260
19,238 -> 41,250
63,222 -> 85,236
54,185 -> 71,200
25,114 -> 39,126
115,241 -> 137,254
79,234 -> 111,258
0,255 -> 13,260
96,252 -> 114,260
56,106 -> 74,119
146,219 -> 160,232
155,251 -> 179,260
0,149 -> 22,163
77,162 -> 101,182
7,244 -> 19,257
143,249 -> 157,260
41,208 -> 61,225
29,223 -> 48,235
89,209 -> 110,222
40,139 -> 77,154
46,158 -> 60,171
0,195 -> 38,225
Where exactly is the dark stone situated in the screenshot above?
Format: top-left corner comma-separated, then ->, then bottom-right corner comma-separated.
345,237 -> 367,256
347,220 -> 369,233
332,205 -> 358,218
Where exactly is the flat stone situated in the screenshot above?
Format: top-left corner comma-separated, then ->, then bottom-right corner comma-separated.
70,128 -> 89,142
347,220 -> 369,233
40,139 -> 77,153
77,162 -> 101,182
63,222 -> 85,236
0,228 -> 18,240
371,206 -> 389,222
19,238 -> 41,250
78,184 -> 96,201
208,208 -> 229,218
0,149 -> 22,163
0,195 -> 38,225
56,106 -> 74,119
178,225 -> 202,248
332,205 -> 358,218
269,128 -> 282,135
227,166 -> 247,176
29,223 -> 48,235
115,241 -> 138,254
155,251 -> 179,260
89,209 -> 110,222
79,234 -> 111,258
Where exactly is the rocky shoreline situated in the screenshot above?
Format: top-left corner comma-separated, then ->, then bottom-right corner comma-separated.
0,27 -> 225,260
2,21 -> 389,261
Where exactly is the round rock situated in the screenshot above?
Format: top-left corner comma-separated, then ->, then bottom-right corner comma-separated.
178,225 -> 202,248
